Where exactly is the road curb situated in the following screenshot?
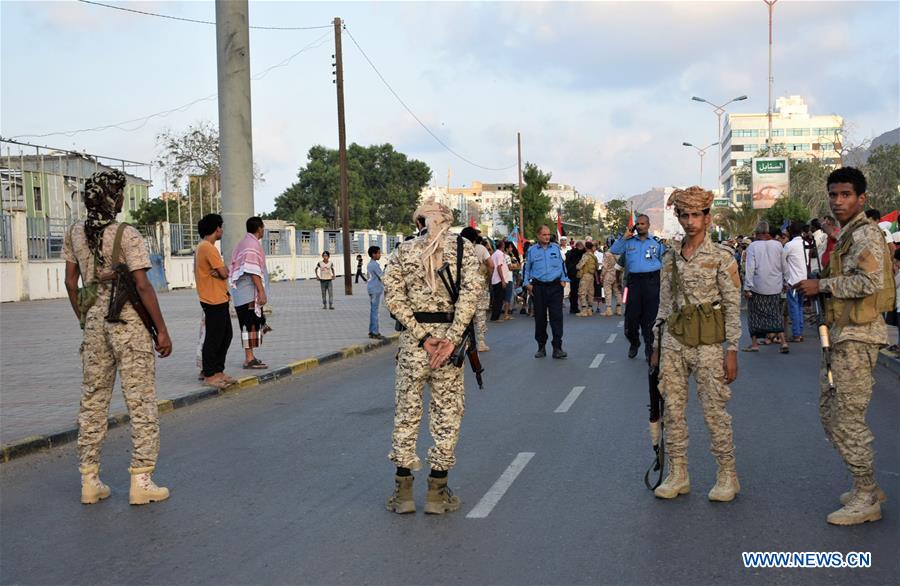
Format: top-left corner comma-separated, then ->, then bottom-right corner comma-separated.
1,333 -> 401,463
876,348 -> 900,378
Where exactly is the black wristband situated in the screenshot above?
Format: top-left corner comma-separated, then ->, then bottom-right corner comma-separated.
418,333 -> 432,348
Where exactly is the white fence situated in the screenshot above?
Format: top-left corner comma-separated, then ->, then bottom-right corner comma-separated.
0,212 -> 400,302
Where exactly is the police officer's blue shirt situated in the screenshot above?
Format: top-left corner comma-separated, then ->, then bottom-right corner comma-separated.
609,235 -> 666,273
524,242 -> 569,285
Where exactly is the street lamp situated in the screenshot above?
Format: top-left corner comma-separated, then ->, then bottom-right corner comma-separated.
691,95 -> 748,197
683,141 -> 719,188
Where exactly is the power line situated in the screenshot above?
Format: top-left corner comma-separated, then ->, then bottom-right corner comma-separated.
77,0 -> 332,30
10,31 -> 331,140
343,26 -> 516,172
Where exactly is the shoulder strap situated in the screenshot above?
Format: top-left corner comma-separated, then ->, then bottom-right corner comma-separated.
111,223 -> 129,265
454,236 -> 463,304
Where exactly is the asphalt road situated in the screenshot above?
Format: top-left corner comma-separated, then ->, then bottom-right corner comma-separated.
2,311 -> 898,585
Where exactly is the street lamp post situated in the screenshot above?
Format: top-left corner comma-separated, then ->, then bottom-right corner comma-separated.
683,141 -> 719,188
691,95 -> 748,198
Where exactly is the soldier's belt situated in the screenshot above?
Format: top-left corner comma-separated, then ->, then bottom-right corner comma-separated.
413,311 -> 455,323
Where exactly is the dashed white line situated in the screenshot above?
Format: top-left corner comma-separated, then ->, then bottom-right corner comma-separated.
617,320 -> 624,328
554,386 -> 586,413
606,333 -> 617,344
467,452 -> 535,519
589,353 -> 606,368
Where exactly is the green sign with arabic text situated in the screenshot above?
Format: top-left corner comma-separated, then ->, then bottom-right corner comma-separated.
756,159 -> 786,174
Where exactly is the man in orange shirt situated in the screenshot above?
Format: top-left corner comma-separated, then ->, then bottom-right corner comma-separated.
195,214 -> 234,389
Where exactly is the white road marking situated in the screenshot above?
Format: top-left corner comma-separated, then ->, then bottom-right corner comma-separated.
467,452 -> 536,519
589,353 -> 606,368
606,333 -> 617,344
617,320 -> 624,328
554,386 -> 586,413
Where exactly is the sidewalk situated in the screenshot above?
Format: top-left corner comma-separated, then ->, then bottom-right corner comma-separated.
0,279 -> 392,444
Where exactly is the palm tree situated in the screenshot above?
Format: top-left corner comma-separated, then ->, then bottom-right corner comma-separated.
714,204 -> 761,239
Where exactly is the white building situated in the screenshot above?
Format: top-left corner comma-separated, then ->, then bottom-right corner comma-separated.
720,96 -> 842,204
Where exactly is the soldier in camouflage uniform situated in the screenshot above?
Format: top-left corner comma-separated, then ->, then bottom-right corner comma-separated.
383,201 -> 480,515
63,170 -> 172,506
796,167 -> 891,526
601,245 -> 623,316
650,186 -> 742,502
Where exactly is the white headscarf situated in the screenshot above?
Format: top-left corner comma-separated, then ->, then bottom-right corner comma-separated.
414,200 -> 453,292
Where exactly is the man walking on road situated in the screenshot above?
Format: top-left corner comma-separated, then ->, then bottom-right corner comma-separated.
524,225 -> 569,358
610,214 -> 666,359
651,186 -> 741,503
796,167 -> 892,526
383,201 -> 480,515
63,169 -> 171,506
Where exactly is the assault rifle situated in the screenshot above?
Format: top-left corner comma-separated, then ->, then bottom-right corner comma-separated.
804,238 -> 835,391
105,263 -> 159,345
436,257 -> 485,389
644,323 -> 665,490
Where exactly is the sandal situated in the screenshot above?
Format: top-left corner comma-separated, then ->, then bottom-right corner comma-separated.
243,358 -> 268,369
203,377 -> 230,389
780,345 -> 790,354
220,374 -> 238,384
788,336 -> 804,343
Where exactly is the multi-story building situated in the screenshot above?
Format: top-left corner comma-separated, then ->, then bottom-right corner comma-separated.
720,95 -> 842,204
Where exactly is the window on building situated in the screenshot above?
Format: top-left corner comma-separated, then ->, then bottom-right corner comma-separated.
770,129 -> 784,137
33,185 -> 42,212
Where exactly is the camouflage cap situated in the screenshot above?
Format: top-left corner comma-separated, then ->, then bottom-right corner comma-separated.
667,186 -> 715,213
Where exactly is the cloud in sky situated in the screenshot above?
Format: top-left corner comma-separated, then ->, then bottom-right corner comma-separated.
2,1 -> 897,213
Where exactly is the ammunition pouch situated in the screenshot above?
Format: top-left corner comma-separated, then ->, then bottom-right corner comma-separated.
76,281 -> 99,329
667,302 -> 725,347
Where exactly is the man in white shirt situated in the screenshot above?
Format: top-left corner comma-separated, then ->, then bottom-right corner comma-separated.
744,222 -> 788,351
489,244 -> 508,321
782,221 -> 808,341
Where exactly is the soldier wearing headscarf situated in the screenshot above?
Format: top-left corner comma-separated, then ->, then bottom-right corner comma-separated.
650,186 -> 742,502
383,200 -> 480,514
63,169 -> 172,506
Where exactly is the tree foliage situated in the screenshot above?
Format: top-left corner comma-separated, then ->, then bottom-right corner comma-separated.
132,197 -> 170,225
517,163 -> 553,239
155,121 -> 264,188
271,143 -> 431,233
789,158 -> 831,217
763,197 -> 810,228
864,144 -> 900,213
604,199 -> 630,236
562,197 -> 597,239
713,205 -> 761,239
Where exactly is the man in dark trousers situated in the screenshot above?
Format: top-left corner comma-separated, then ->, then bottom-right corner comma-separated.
524,225 -> 569,359
565,241 -> 585,314
610,214 -> 666,359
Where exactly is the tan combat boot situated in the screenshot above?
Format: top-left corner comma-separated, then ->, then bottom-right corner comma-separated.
654,459 -> 690,499
840,483 -> 887,505
602,307 -> 613,317
708,465 -> 741,502
386,475 -> 416,514
649,420 -> 661,449
827,485 -> 882,526
80,464 -> 111,505
128,466 -> 170,505
615,306 -> 623,316
424,476 -> 461,514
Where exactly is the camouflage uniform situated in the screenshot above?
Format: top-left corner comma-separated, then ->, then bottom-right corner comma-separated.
384,232 -> 480,471
576,252 -> 598,313
64,222 -> 160,470
473,244 -> 491,347
818,211 -> 887,522
656,234 -> 742,476
602,251 -> 623,310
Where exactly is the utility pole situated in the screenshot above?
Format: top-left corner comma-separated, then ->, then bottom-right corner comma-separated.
333,17 -> 352,295
215,0 -> 255,265
517,132 -> 524,239
764,0 -> 778,154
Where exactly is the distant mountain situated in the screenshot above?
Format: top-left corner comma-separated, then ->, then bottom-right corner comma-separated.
626,187 -> 667,229
845,127 -> 899,166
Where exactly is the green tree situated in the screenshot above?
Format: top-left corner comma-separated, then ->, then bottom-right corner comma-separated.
863,144 -> 900,213
452,208 -> 462,226
562,198 -> 596,239
763,197 -> 810,228
132,197 -> 171,225
518,163 -> 553,239
713,205 -> 760,239
604,199 -> 630,236
272,143 -> 431,232
789,158 -> 831,217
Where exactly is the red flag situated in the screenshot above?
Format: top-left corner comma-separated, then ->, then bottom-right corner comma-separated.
627,206 -> 636,229
557,214 -> 564,239
880,210 -> 898,224
469,216 -> 477,228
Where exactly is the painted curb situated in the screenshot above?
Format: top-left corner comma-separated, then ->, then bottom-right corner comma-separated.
1,333 -> 401,463
877,348 -> 900,378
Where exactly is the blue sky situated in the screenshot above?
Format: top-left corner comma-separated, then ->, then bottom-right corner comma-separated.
2,0 -> 897,213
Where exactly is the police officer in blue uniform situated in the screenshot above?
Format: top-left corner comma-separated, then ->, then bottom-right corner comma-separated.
524,225 -> 570,359
609,214 -> 666,359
